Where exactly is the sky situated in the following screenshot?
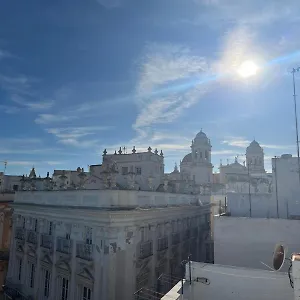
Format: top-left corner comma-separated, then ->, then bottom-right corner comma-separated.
1,0 -> 300,175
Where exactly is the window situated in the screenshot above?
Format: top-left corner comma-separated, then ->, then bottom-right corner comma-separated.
29,262 -> 35,288
18,258 -> 22,281
13,184 -> 18,191
61,277 -> 69,300
200,152 -> 203,158
22,217 -> 25,229
205,150 -> 208,159
85,226 -> 92,244
44,270 -> 50,297
135,167 -> 142,175
122,167 -> 128,175
83,287 -> 92,300
48,221 -> 53,235
34,219 -> 38,232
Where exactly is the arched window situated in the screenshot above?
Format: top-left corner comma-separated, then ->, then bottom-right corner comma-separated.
205,150 -> 208,160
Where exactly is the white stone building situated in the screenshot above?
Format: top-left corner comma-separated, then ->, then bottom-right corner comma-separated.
4,146 -> 213,300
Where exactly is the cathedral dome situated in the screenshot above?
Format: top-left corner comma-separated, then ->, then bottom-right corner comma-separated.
182,153 -> 192,163
194,130 -> 209,145
247,140 -> 262,152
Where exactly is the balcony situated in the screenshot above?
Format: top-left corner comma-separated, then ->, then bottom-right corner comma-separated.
139,240 -> 153,259
157,236 -> 168,251
57,237 -> 72,254
76,242 -> 93,261
27,230 -> 37,245
171,233 -> 180,245
41,234 -> 53,249
15,228 -> 25,241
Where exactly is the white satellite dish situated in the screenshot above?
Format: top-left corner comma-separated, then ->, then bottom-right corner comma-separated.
272,244 -> 286,271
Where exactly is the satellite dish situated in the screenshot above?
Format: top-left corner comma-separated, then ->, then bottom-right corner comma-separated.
272,244 -> 285,271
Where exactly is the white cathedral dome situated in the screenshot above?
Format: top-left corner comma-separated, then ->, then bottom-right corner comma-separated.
246,140 -> 263,152
194,130 -> 210,145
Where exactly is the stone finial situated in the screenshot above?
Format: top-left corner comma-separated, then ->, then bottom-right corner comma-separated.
174,163 -> 178,172
118,147 -> 122,155
160,150 -> 164,156
132,146 -> 136,154
114,150 -> 117,155
148,146 -> 152,152
103,149 -> 107,156
47,172 -> 49,178
220,159 -> 222,166
154,148 -> 158,155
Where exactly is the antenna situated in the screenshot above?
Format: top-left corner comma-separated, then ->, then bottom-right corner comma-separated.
272,244 -> 285,271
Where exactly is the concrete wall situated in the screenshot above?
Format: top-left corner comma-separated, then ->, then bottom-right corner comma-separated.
226,192 -> 286,218
214,216 -> 300,272
14,189 -> 204,208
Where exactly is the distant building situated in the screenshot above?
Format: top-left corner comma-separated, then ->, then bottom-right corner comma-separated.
5,146 -> 213,300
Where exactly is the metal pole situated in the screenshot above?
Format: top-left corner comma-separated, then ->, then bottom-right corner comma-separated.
188,255 -> 192,285
247,163 -> 252,217
274,156 -> 279,218
292,68 -> 300,186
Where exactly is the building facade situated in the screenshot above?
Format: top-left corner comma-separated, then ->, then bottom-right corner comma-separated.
6,190 -> 211,300
4,144 -> 213,300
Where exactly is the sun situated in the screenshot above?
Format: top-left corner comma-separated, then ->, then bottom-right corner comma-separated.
237,60 -> 258,78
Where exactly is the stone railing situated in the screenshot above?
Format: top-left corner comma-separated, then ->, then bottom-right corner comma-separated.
27,230 -> 37,245
57,237 -> 72,254
15,227 -> 25,241
139,240 -> 153,259
171,233 -> 180,245
41,234 -> 53,249
157,236 -> 168,251
76,242 -> 93,261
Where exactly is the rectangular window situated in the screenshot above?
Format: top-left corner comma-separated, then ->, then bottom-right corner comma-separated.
135,167 -> 142,175
83,287 -> 92,300
22,217 -> 25,229
61,277 -> 69,300
44,270 -> 50,297
48,221 -> 53,235
85,226 -> 92,244
13,184 -> 18,191
34,219 -> 38,232
122,167 -> 128,175
18,258 -> 22,281
29,262 -> 35,288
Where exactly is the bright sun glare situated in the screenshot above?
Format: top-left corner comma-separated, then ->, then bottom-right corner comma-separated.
237,60 -> 258,78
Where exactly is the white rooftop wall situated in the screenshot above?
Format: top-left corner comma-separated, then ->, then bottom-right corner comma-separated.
214,216 -> 300,272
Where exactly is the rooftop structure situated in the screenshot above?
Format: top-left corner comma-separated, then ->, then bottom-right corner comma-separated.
160,261 -> 294,300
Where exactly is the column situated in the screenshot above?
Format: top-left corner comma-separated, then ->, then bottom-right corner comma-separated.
7,215 -> 17,280
69,239 -> 77,299
49,228 -> 58,299
34,230 -> 41,298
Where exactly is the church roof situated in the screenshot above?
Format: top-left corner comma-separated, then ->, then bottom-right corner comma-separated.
182,153 -> 192,163
247,140 -> 262,152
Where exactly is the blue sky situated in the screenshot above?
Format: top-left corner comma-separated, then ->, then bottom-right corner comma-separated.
1,0 -> 300,175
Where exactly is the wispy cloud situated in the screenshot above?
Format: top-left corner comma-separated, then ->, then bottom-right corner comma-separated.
11,94 -> 54,111
221,136 -> 294,150
193,0 -> 300,27
46,126 -> 113,149
0,105 -> 20,114
35,114 -> 77,124
0,49 -> 13,60
133,43 -> 210,141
